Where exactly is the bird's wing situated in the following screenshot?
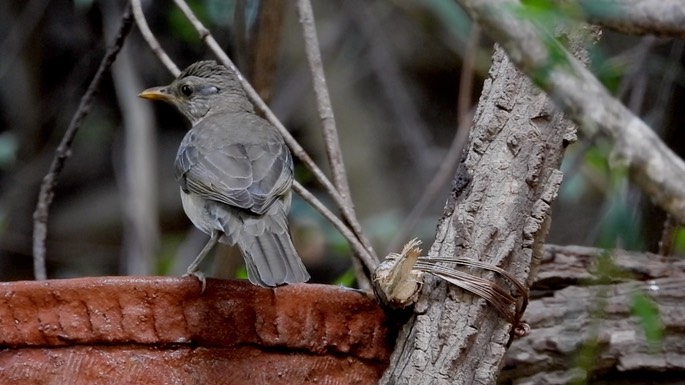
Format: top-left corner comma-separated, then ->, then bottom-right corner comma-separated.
175,131 -> 293,215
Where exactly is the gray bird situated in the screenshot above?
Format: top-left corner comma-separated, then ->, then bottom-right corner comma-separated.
139,60 -> 310,288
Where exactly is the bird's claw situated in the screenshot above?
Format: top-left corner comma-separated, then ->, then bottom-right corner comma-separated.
184,270 -> 207,293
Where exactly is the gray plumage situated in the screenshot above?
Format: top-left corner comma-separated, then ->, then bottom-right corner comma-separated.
139,60 -> 310,287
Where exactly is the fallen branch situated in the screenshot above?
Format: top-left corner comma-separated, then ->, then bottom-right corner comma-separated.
502,244 -> 685,384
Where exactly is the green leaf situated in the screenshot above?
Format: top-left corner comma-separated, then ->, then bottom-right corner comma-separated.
590,47 -> 624,93
333,269 -> 356,287
584,145 -> 609,174
674,226 -> 685,255
571,337 -> 600,385
235,265 -> 248,280
630,290 -> 664,350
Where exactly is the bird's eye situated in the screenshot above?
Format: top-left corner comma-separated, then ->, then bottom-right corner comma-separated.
181,84 -> 193,97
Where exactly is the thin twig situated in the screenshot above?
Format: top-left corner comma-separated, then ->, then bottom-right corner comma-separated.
292,181 -> 378,273
130,0 -> 180,77
295,0 -> 352,205
295,0 -> 379,275
31,4 -> 134,280
387,26 -> 480,254
171,0 -> 379,265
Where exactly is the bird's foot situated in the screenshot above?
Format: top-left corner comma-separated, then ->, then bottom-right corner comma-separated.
183,269 -> 207,293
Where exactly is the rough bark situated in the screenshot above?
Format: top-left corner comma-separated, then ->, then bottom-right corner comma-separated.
379,36 -> 582,383
534,245 -> 685,292
501,245 -> 685,384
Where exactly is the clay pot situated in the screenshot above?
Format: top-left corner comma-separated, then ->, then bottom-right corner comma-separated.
0,277 -> 395,385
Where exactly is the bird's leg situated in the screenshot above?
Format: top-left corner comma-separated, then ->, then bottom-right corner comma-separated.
184,230 -> 220,292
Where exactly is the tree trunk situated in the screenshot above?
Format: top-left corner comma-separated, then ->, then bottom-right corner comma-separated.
379,35 -> 587,384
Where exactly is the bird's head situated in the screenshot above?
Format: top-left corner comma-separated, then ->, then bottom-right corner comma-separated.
139,60 -> 252,125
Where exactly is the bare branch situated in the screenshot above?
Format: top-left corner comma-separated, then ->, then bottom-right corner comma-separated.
295,0 -> 379,282
570,0 -> 685,39
458,0 -> 685,226
130,0 -> 180,77
32,4 -> 134,280
295,0 -> 352,205
292,181 -> 378,273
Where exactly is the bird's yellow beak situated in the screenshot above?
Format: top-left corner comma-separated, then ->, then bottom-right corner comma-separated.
138,86 -> 173,102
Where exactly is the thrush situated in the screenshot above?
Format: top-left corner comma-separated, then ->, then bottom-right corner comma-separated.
139,60 -> 310,288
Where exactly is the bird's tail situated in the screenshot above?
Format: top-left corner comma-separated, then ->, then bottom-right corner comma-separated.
237,230 -> 310,287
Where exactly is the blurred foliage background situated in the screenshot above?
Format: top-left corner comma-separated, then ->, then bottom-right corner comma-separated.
1,0 -> 684,283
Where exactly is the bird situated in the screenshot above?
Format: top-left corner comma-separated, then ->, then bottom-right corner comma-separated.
139,60 -> 310,288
